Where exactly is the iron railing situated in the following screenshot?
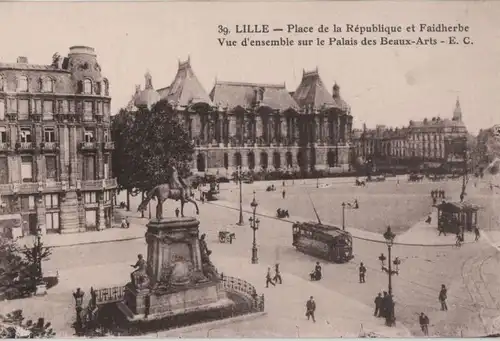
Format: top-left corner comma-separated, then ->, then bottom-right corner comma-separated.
93,286 -> 126,305
218,275 -> 265,312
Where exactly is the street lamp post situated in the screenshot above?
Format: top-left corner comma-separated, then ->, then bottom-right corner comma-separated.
341,202 -> 346,230
73,288 -> 85,335
378,226 -> 401,327
236,166 -> 244,226
249,191 -> 260,264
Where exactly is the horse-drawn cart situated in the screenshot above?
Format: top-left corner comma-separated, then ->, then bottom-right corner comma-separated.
218,230 -> 235,243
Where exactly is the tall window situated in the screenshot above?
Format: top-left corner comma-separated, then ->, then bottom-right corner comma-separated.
0,157 -> 8,184
69,100 -> 75,113
45,212 -> 59,232
45,155 -> 57,180
34,100 -> 42,114
0,76 -> 4,91
0,127 -> 6,143
83,101 -> 93,120
20,128 -> 32,142
83,79 -> 92,94
44,194 -> 59,209
17,76 -> 28,92
8,99 -> 17,112
84,155 -> 96,180
21,156 -> 33,182
42,78 -> 54,93
84,192 -> 97,203
21,195 -> 35,211
103,79 -> 109,96
0,99 -> 4,120
84,129 -> 94,142
103,130 -> 109,142
44,127 -> 55,142
43,100 -> 54,114
18,99 -> 29,120
104,155 -> 109,179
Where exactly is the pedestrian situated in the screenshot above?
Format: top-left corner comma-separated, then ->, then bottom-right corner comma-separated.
438,224 -> 446,236
282,189 -> 286,199
266,267 -> 275,288
273,263 -> 282,284
419,312 -> 429,336
374,293 -> 383,317
305,296 -> 316,322
359,262 -> 367,283
175,208 -> 180,218
431,190 -> 435,198
385,294 -> 395,327
229,233 -> 235,244
439,284 -> 448,311
455,232 -> 462,247
282,180 -> 285,187
425,215 -> 432,224
433,197 -> 437,205
381,291 -> 389,318
474,226 -> 480,241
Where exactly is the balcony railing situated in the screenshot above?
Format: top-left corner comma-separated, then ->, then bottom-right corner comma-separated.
80,141 -> 97,151
41,142 -> 59,152
103,141 -> 115,150
17,142 -> 35,151
0,142 -> 10,152
78,178 -> 117,191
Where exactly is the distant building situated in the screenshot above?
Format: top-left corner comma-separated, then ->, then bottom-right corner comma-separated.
125,59 -> 353,174
0,46 -> 116,236
352,98 -> 468,170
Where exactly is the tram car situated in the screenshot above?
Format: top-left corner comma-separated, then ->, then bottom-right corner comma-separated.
292,221 -> 354,263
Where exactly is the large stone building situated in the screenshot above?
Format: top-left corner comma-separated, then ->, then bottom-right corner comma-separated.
352,98 -> 468,169
0,46 -> 116,236
126,59 -> 353,175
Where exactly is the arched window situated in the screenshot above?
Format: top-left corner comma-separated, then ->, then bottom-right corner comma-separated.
260,152 -> 268,169
17,76 -> 28,92
42,77 -> 54,93
83,79 -> 92,94
247,152 -> 255,170
103,78 -> 109,96
297,151 -> 304,168
234,152 -> 242,168
273,152 -> 281,169
286,152 -> 293,167
223,153 -> 229,169
327,151 -> 336,167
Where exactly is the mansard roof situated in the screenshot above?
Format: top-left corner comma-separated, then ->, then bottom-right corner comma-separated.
158,58 -> 212,107
209,81 -> 299,111
293,69 -> 339,110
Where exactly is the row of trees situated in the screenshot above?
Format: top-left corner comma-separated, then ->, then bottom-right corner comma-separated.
111,100 -> 195,198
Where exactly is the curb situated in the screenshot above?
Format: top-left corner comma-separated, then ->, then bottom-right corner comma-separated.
141,311 -> 267,337
45,234 -> 144,249
207,201 -> 473,248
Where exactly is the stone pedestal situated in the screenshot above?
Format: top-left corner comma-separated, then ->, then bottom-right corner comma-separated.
120,217 -> 232,321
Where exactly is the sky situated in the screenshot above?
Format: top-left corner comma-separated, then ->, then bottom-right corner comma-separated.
0,1 -> 499,134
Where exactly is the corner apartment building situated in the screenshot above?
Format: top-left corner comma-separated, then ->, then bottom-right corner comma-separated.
0,46 -> 117,236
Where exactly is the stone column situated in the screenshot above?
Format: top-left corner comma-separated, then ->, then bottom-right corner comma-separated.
36,195 -> 46,233
293,117 -> 300,142
280,117 -> 287,144
97,193 -> 105,230
256,116 -> 262,144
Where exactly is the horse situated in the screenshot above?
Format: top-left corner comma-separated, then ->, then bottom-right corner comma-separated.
355,179 -> 366,187
137,179 -> 200,219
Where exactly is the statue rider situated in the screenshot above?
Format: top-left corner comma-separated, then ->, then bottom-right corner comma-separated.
170,164 -> 188,200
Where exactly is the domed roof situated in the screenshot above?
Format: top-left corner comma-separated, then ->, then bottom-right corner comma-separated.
134,72 -> 160,110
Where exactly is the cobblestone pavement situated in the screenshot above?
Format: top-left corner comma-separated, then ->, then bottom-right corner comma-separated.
2,178 -> 499,337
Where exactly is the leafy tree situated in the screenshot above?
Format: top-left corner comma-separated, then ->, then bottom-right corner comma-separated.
112,100 -> 194,194
0,237 -> 25,299
22,234 -> 52,286
0,309 -> 56,338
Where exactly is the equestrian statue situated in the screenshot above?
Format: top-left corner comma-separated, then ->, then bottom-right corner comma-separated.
137,165 -> 200,219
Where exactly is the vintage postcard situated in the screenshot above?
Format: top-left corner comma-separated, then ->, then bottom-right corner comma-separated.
0,1 -> 499,338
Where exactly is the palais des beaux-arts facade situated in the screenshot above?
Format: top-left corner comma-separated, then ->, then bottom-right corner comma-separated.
127,57 -> 354,175
0,46 -> 116,236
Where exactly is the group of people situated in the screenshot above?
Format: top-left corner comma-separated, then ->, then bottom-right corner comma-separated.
309,262 -> 322,281
373,291 -> 396,326
431,189 -> 446,199
265,263 -> 283,287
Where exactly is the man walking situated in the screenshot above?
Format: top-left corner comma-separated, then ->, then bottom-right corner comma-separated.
474,226 -> 480,241
439,284 -> 448,311
282,189 -> 286,199
273,263 -> 282,284
374,293 -> 383,317
175,208 -> 180,218
359,262 -> 367,283
306,296 -> 316,322
266,267 -> 275,288
419,312 -> 429,336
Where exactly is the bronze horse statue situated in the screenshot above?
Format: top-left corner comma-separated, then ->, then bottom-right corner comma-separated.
137,172 -> 200,219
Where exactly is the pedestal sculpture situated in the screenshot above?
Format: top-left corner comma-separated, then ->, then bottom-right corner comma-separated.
119,217 -> 232,321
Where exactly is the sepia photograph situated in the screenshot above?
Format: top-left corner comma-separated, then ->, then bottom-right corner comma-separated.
0,1 -> 499,338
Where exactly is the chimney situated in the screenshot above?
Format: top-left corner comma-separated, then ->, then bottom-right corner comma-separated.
17,56 -> 28,64
332,83 -> 340,97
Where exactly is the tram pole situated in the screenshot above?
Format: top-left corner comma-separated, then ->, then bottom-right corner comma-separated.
341,202 -> 346,230
237,166 -> 244,226
249,191 -> 260,264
